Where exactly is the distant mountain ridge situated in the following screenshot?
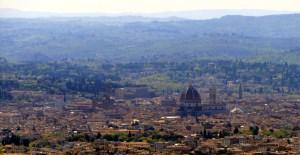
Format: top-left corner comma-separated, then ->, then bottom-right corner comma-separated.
0,8 -> 184,24
0,8 -> 298,19
126,13 -> 300,38
0,13 -> 300,63
143,9 -> 298,19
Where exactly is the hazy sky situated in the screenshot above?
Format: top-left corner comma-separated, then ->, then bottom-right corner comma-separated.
1,0 -> 300,13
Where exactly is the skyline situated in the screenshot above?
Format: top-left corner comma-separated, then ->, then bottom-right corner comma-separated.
1,0 -> 300,13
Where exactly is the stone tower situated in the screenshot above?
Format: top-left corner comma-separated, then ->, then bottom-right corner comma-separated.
209,84 -> 217,104
238,83 -> 243,99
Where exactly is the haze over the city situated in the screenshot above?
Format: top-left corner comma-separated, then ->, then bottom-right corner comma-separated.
1,0 -> 300,19
2,1 -> 300,154
1,0 -> 300,13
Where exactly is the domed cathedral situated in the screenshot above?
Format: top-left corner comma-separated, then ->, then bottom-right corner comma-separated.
178,83 -> 227,117
178,84 -> 202,116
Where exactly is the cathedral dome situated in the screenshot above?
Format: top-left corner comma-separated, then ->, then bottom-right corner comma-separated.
180,85 -> 201,102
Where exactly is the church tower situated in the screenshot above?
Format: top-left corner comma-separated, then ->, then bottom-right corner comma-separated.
208,76 -> 217,104
209,84 -> 217,104
238,83 -> 243,99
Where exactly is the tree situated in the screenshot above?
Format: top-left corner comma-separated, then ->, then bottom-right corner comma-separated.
250,126 -> 259,135
233,127 -> 239,134
96,132 -> 102,139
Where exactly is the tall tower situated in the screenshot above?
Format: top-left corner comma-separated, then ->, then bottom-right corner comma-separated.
238,83 -> 243,99
209,85 -> 217,104
63,91 -> 67,103
209,76 -> 217,104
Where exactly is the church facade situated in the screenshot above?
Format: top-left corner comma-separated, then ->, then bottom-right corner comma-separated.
178,85 -> 227,116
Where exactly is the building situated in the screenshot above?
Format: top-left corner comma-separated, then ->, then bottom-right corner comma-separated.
209,84 -> 217,104
115,86 -> 155,99
178,84 -> 227,116
238,83 -> 243,99
178,85 -> 202,116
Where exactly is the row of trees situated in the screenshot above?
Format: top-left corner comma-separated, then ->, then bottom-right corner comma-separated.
113,60 -> 300,93
66,131 -> 183,143
1,59 -> 300,100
